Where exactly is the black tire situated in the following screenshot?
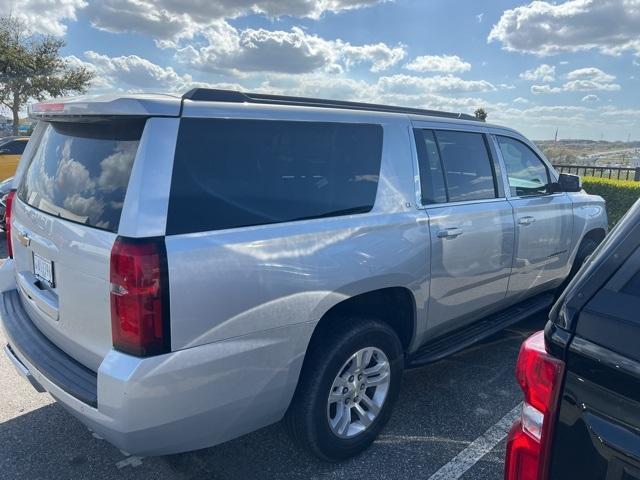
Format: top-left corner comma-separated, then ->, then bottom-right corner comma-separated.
284,317 -> 404,462
558,237 -> 600,296
570,237 -> 599,279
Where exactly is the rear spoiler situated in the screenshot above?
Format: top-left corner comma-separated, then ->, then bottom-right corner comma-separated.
29,94 -> 182,120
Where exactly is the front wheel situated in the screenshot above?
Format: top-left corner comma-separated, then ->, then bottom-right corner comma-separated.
284,317 -> 404,461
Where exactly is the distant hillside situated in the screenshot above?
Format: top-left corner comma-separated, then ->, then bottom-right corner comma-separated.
534,140 -> 640,166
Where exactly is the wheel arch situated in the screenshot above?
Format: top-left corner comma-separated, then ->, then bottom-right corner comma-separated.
307,286 -> 417,354
583,227 -> 606,246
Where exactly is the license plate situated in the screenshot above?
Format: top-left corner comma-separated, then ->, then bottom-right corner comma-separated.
33,253 -> 54,287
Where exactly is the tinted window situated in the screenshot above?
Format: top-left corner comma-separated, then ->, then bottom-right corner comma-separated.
167,118 -> 383,234
435,130 -> 496,202
2,140 -> 27,155
414,129 -> 447,204
18,120 -> 145,232
497,136 -> 549,197
622,268 -> 640,296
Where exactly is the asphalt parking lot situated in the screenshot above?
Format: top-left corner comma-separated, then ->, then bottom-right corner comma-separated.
0,236 -> 545,480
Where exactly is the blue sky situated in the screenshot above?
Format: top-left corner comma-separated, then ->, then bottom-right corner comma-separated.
6,0 -> 640,140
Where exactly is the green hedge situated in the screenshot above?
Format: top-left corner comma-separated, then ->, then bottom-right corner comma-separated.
582,176 -> 640,227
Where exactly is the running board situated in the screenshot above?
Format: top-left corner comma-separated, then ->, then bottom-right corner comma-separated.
407,293 -> 555,368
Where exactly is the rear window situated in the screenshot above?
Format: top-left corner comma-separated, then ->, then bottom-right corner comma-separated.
167,118 -> 383,235
17,119 -> 145,232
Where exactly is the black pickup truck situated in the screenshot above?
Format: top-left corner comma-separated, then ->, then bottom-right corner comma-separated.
505,198 -> 640,480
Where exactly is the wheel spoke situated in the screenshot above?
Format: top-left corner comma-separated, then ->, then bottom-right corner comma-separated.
365,370 -> 389,387
362,348 -> 374,370
354,404 -> 372,427
363,360 -> 387,376
355,350 -> 365,371
346,352 -> 359,374
337,405 -> 352,435
361,395 -> 381,415
328,390 -> 344,404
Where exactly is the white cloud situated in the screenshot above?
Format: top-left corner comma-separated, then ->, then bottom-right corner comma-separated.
375,74 -> 496,95
582,94 -> 600,102
87,0 -> 388,42
563,79 -> 621,91
520,64 -> 556,82
333,42 -> 407,72
476,13 -> 484,23
175,23 -> 405,74
513,97 -> 530,104
72,51 -> 241,93
531,85 -> 562,94
565,67 -> 616,83
404,55 -> 471,73
259,72 -> 498,114
0,0 -> 86,36
531,67 -> 621,93
488,0 -> 640,57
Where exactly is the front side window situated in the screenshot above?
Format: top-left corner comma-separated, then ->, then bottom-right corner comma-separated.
497,136 -> 550,197
167,118 -> 383,235
435,130 -> 497,202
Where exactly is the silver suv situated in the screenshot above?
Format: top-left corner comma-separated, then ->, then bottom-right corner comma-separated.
0,90 -> 607,461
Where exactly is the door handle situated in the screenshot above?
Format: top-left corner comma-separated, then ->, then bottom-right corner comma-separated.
437,227 -> 463,239
518,216 -> 535,226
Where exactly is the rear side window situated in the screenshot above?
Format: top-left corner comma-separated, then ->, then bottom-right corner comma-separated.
414,129 -> 497,204
435,130 -> 496,202
18,119 -> 145,232
167,118 -> 383,235
414,129 -> 447,204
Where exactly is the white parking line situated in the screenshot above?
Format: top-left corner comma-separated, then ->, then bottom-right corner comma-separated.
427,402 -> 522,480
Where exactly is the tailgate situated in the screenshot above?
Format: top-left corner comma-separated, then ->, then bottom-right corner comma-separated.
10,118 -> 145,371
549,248 -> 640,479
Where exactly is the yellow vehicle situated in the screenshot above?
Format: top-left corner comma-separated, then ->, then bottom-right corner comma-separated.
0,136 -> 29,180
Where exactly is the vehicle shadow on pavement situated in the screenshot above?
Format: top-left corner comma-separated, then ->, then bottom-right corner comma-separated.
0,315 -> 544,480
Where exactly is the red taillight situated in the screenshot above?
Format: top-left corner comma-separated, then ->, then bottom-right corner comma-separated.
110,236 -> 170,356
505,331 -> 565,480
5,190 -> 16,258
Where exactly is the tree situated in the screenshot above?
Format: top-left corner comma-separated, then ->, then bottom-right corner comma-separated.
474,108 -> 488,122
0,16 -> 94,135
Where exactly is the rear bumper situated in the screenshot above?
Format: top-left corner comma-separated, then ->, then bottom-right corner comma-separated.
0,283 -> 313,456
1,289 -> 98,405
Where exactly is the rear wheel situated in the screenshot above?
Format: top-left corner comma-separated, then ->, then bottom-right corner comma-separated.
285,317 -> 404,461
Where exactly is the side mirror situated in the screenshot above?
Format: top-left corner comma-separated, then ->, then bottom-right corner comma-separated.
557,173 -> 582,193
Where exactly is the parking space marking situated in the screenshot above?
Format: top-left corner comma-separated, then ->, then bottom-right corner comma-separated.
115,456 -> 143,469
426,402 -> 522,480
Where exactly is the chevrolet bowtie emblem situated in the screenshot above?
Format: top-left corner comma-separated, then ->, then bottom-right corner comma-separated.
17,231 -> 30,247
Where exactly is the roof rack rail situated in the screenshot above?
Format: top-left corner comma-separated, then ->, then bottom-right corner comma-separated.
182,88 -> 480,122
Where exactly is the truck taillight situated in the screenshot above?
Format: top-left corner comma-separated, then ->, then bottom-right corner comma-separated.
110,237 -> 170,356
5,190 -> 15,258
505,331 -> 565,480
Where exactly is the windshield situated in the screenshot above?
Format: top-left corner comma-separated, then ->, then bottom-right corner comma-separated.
17,119 -> 145,232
